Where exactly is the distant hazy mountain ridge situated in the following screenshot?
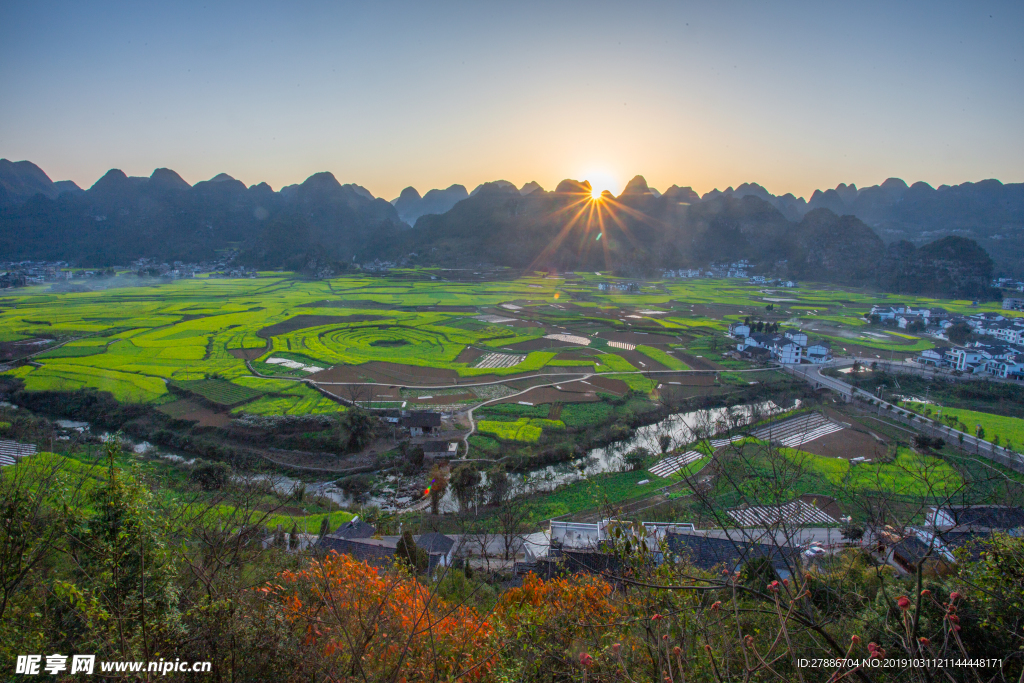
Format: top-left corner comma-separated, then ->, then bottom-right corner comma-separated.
0,160 -> 1016,290
391,184 -> 469,226
0,159 -> 83,205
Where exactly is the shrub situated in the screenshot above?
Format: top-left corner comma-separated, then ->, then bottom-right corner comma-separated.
266,553 -> 495,680
624,447 -> 649,472
189,461 -> 232,491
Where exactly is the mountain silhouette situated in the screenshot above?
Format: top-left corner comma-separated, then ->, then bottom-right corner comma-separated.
392,184 -> 469,226
0,159 -> 83,205
0,159 -> 1013,287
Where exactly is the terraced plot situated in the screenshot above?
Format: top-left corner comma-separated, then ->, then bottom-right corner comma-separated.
544,333 -> 591,346
477,418 -> 565,442
474,352 -> 526,369
727,499 -> 840,527
171,379 -> 264,407
749,412 -> 845,448
649,450 -> 705,477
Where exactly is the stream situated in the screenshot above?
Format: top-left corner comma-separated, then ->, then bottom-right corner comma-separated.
507,399 -> 795,496
55,399 -> 799,515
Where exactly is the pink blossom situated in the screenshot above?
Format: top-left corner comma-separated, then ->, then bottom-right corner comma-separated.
897,596 -> 911,610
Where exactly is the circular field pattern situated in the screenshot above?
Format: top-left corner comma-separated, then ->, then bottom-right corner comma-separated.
286,324 -> 464,366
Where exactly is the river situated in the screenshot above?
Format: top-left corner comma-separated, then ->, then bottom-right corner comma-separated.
62,399 -> 798,514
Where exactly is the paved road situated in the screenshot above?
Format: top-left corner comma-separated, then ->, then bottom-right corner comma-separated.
782,362 -> 1024,473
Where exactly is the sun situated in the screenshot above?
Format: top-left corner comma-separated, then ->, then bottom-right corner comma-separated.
581,169 -> 620,199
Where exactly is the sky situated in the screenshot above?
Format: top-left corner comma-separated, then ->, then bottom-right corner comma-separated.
2,0 -> 1022,200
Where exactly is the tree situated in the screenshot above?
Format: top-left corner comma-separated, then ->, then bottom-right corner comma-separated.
907,319 -> 926,333
288,523 -> 299,552
947,321 -> 974,346
395,531 -> 428,572
624,447 -> 648,472
487,464 -> 511,505
407,444 -> 425,469
342,407 -> 375,451
60,440 -> 180,663
0,451 -> 74,627
495,487 -> 530,561
428,464 -> 449,515
189,460 -> 231,491
976,425 -> 985,440
450,464 -> 481,512
954,533 -> 1024,659
658,434 -> 672,453
318,517 -> 330,538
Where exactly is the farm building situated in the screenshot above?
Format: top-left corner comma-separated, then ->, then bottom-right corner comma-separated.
664,530 -> 801,574
400,411 -> 442,437
316,531 -> 458,574
331,518 -> 377,539
884,505 -> 1024,574
927,505 -> 1024,529
422,441 -> 458,459
805,342 -> 832,364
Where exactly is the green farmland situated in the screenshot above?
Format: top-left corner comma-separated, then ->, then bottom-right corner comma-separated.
0,271 -> 1004,418
0,270 -> 1019,533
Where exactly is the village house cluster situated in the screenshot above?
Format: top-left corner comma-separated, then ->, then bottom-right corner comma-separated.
288,501 -> 1024,585
0,254 -> 263,290
917,342 -> 1024,379
728,323 -> 832,364
869,304 -> 1024,379
993,277 -> 1024,293
535,503 -> 1024,582
0,260 -> 74,287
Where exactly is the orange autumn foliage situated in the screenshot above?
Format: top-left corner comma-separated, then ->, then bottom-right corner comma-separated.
495,572 -> 623,660
264,552 -> 495,682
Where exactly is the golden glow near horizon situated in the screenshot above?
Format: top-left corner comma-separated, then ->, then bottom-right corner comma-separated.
526,176 -> 660,273
582,170 -> 620,198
